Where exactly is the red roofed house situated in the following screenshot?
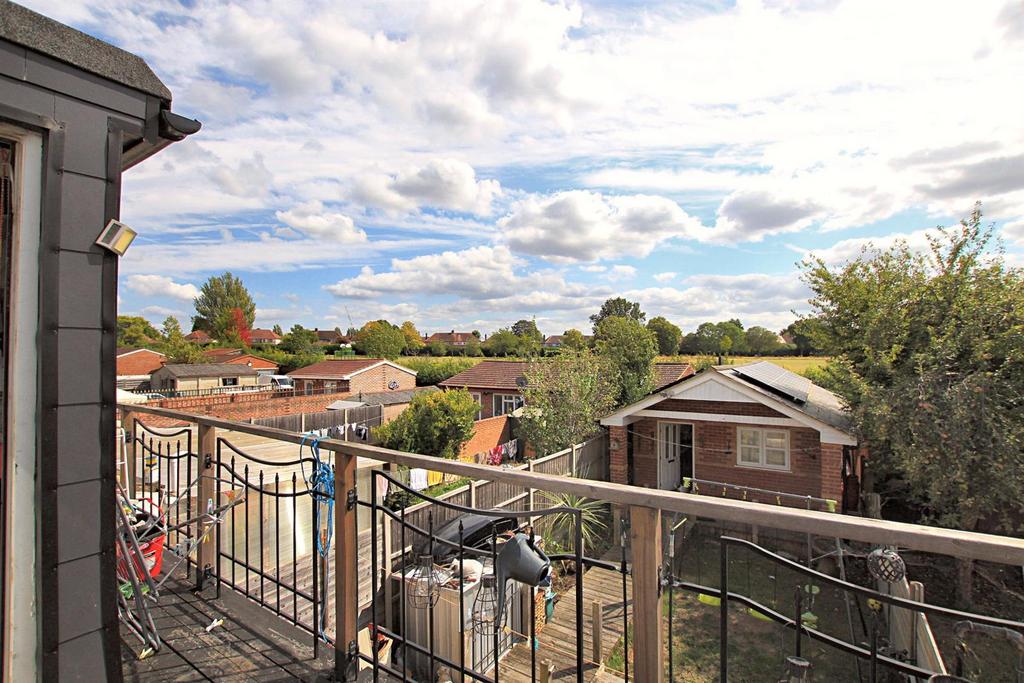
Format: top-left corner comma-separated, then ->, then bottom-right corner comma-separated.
249,328 -> 282,345
314,328 -> 348,346
288,358 -> 416,395
439,360 -> 695,420
600,361 -> 861,512
116,348 -> 166,390
426,330 -> 477,347
185,329 -> 215,345
542,334 -> 592,349
438,360 -> 528,419
204,348 -> 280,376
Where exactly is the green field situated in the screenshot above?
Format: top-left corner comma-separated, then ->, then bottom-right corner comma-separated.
660,355 -> 829,374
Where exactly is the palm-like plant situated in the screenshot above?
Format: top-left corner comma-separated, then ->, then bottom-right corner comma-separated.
537,491 -> 609,557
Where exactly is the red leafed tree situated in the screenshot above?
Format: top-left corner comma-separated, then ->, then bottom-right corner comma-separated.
231,307 -> 251,346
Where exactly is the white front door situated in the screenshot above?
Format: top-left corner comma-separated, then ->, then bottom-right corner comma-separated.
658,422 -> 693,490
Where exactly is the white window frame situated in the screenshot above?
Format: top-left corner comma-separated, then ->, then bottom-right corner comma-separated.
324,381 -> 337,394
736,427 -> 790,471
492,393 -> 524,416
221,377 -> 239,387
470,392 -> 482,420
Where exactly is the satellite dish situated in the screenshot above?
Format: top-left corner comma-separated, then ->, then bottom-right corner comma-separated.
388,380 -> 399,390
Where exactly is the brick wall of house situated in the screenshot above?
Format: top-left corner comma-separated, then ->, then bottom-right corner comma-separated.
459,415 -> 511,461
348,364 -> 416,394
117,349 -> 165,376
131,390 -> 353,427
820,442 -> 845,503
296,378 -> 351,394
625,415 -> 842,506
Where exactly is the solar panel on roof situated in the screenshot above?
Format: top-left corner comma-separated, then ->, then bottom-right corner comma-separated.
732,362 -> 811,404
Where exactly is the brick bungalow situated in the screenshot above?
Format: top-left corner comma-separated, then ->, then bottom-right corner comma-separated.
185,330 -> 215,345
204,347 -> 280,375
600,361 -> 861,512
150,363 -> 261,393
116,347 -> 166,390
287,358 -> 416,395
439,360 -> 695,420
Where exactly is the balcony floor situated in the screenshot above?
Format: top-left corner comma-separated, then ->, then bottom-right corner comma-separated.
120,566 -> 334,682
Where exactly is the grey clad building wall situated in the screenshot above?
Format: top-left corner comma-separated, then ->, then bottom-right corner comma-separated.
0,2 -> 198,679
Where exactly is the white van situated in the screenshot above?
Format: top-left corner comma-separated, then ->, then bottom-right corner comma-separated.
258,374 -> 294,390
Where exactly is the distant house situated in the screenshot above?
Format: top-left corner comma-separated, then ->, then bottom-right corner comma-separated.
250,328 -> 282,345
542,334 -> 591,349
600,361 -> 861,512
654,362 -> 696,390
204,348 -> 279,375
185,330 -> 215,345
314,328 -> 348,346
328,386 -> 439,424
438,361 -> 529,419
150,363 -> 260,393
288,358 -> 416,395
116,348 -> 166,390
426,330 -> 477,347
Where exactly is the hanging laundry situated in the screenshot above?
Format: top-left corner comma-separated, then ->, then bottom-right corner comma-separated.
427,469 -> 443,487
409,468 -> 428,491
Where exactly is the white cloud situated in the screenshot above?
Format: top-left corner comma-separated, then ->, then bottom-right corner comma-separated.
605,265 -> 637,282
125,274 -> 200,302
140,305 -> 182,318
653,271 -> 677,283
580,265 -> 606,273
1001,219 -> 1024,245
789,229 -> 937,266
498,190 -> 708,262
276,201 -> 367,242
209,152 -> 274,197
352,159 -> 501,215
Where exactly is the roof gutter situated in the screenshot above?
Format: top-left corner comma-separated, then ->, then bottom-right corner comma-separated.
121,106 -> 202,171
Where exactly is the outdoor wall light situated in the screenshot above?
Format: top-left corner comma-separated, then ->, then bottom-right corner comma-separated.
96,218 -> 137,256
866,547 -> 906,583
409,554 -> 451,609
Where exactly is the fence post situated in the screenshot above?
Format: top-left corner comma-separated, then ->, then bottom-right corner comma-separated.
383,462 -> 394,630
527,460 -> 535,513
571,443 -> 578,475
630,505 -> 663,683
469,479 -> 477,509
122,409 -> 136,498
591,599 -> 603,664
335,447 -> 359,681
196,421 -> 217,591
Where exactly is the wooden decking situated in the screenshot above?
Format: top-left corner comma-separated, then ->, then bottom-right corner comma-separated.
120,570 -> 333,682
500,562 -> 631,682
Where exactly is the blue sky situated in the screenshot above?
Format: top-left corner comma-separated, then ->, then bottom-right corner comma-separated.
28,0 -> 1024,336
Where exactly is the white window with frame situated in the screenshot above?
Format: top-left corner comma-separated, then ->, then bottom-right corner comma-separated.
324,381 -> 337,393
470,392 -> 482,420
304,380 -> 314,395
737,427 -> 790,470
221,377 -> 238,387
492,393 -> 524,416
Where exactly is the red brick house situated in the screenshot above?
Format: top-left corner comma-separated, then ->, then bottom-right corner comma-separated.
249,328 -> 281,345
600,362 -> 860,511
116,348 -> 166,389
287,358 -> 416,395
426,330 -> 477,347
185,330 -> 215,345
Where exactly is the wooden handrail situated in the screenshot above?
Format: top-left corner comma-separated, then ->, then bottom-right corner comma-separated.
119,403 -> 1024,565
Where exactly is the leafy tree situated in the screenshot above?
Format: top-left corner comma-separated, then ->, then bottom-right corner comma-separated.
595,316 -> 657,406
518,351 -> 616,456
354,320 -> 406,359
744,326 -> 781,355
483,328 -> 520,357
647,316 -> 682,355
256,347 -> 323,374
781,318 -> 825,356
716,319 -> 746,355
683,322 -> 723,354
220,307 -> 252,346
400,321 -> 424,354
511,318 -> 543,342
400,357 -> 477,385
192,272 -> 255,339
279,324 -> 320,355
463,336 -> 483,357
560,329 -> 588,352
375,389 -> 479,459
589,297 -> 645,330
801,204 -> 1024,607
160,315 -> 204,363
117,315 -> 161,347
272,324 -> 283,336
427,340 -> 448,357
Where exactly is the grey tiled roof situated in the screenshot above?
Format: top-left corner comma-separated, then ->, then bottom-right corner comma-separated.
0,1 -> 172,100
156,363 -> 259,378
